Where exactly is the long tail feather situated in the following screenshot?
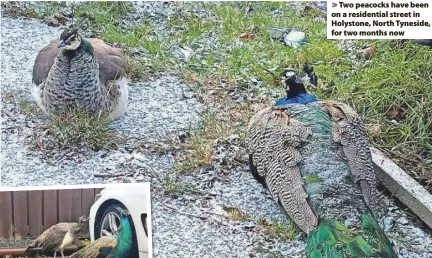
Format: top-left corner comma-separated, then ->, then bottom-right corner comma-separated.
306,214 -> 397,258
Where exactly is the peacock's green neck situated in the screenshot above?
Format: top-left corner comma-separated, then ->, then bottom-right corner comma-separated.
112,216 -> 133,256
81,38 -> 94,55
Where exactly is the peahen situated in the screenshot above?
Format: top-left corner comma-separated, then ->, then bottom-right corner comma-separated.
31,24 -> 128,122
247,65 -> 398,258
69,209 -> 136,258
25,215 -> 89,258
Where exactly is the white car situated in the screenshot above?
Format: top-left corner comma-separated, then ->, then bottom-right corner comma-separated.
89,184 -> 151,258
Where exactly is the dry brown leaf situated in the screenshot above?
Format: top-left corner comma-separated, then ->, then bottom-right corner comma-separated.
240,33 -> 256,41
357,42 -> 377,59
385,104 -> 403,118
365,123 -> 382,137
46,17 -> 60,27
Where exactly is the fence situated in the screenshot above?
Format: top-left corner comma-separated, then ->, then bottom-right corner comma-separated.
0,188 -> 104,240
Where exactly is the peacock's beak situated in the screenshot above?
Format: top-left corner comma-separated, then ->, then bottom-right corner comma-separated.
58,40 -> 66,48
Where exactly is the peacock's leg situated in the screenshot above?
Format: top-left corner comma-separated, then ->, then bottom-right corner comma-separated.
53,251 -> 57,258
61,249 -> 65,258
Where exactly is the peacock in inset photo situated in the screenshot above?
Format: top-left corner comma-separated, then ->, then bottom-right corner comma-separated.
247,64 -> 398,258
69,209 -> 137,258
25,215 -> 89,258
31,19 -> 128,123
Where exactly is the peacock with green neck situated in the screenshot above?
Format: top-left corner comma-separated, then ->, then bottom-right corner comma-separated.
110,209 -> 136,257
69,209 -> 137,258
32,26 -> 129,122
247,65 -> 398,257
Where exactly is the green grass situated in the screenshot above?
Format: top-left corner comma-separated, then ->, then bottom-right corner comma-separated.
73,2 -> 175,76
224,207 -> 250,222
164,175 -> 193,197
38,108 -> 121,152
258,217 -> 299,242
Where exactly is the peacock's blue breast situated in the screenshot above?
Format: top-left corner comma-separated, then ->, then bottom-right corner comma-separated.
275,93 -> 317,106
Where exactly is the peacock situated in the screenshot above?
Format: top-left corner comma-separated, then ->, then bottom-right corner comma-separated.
25,215 -> 89,258
31,23 -> 128,122
69,209 -> 136,258
247,65 -> 398,258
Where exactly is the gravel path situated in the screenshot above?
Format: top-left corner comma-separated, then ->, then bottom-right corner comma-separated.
1,3 -> 432,258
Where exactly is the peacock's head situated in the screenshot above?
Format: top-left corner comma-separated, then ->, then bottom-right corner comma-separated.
78,215 -> 90,224
280,68 -> 308,98
281,69 -> 297,90
120,209 -> 130,218
58,27 -> 82,50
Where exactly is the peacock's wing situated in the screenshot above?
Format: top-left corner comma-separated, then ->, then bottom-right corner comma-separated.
26,222 -> 74,253
32,38 -> 126,87
320,100 -> 378,210
70,236 -> 117,258
247,106 -> 318,233
88,38 -> 126,85
32,40 -> 58,86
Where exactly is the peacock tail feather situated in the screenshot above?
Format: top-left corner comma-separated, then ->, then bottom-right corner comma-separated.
306,212 -> 397,258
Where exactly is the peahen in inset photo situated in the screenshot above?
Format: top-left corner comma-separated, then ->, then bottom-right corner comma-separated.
31,20 -> 128,123
247,64 -> 398,258
25,215 -> 89,258
69,209 -> 137,258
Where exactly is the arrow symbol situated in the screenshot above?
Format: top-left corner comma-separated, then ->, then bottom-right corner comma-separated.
332,3 -> 337,7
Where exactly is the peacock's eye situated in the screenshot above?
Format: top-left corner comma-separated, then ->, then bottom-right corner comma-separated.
67,35 -> 76,42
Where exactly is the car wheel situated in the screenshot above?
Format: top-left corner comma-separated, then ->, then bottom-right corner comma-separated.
98,204 -> 129,238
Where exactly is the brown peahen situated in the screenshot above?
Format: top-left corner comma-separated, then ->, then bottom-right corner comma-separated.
247,65 -> 398,258
25,215 -> 89,258
31,24 -> 128,122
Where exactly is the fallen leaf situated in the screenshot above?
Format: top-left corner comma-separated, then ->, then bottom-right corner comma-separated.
272,78 -> 281,86
297,54 -> 305,67
240,33 -> 255,41
259,218 -> 269,226
385,104 -> 403,118
357,42 -> 377,59
365,123 -> 382,137
46,17 -> 60,27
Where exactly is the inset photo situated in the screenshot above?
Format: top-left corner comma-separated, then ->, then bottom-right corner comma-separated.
0,183 -> 152,258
